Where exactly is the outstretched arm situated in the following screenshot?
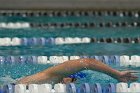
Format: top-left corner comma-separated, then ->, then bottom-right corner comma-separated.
17,58 -> 138,84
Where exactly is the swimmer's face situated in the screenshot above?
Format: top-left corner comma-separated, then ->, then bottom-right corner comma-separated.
62,77 -> 77,84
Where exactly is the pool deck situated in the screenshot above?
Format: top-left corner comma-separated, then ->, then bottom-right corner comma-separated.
0,0 -> 140,10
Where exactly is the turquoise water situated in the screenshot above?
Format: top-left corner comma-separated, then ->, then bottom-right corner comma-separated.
0,15 -> 139,85
0,16 -> 139,23
1,64 -> 140,86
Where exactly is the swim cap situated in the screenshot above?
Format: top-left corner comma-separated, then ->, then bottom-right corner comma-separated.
68,72 -> 86,79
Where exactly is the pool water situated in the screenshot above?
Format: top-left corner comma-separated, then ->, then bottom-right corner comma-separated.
1,63 -> 140,86
0,14 -> 140,86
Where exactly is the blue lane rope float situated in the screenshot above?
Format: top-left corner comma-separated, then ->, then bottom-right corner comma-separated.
109,56 -> 120,66
0,86 -> 4,93
17,56 -> 28,64
91,56 -> 100,61
80,56 -> 89,59
91,83 -> 102,93
37,37 -> 46,46
26,56 -> 37,64
0,10 -> 139,17
100,56 -> 109,64
102,83 -> 116,93
5,56 -> 15,64
78,83 -> 90,93
90,55 -> 120,66
108,83 -> 116,93
3,84 -> 15,93
66,83 -> 77,93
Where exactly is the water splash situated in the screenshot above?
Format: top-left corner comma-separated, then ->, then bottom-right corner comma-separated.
0,75 -> 16,85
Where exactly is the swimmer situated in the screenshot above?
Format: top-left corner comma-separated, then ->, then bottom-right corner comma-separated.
17,58 -> 138,84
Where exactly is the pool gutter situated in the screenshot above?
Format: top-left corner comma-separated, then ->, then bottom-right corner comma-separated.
0,0 -> 140,10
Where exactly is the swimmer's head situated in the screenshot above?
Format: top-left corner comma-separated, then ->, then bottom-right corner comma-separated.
62,72 -> 86,84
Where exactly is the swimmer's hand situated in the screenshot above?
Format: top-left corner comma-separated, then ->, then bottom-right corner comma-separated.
117,71 -> 138,82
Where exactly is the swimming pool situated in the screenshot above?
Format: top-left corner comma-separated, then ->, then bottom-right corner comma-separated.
0,10 -> 140,93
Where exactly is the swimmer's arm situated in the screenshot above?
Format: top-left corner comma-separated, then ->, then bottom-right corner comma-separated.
18,58 -> 137,84
45,58 -> 121,79
52,58 -> 137,82
17,58 -> 121,84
